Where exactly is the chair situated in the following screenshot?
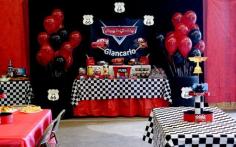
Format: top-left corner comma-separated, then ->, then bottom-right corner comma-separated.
51,109 -> 66,144
37,120 -> 56,147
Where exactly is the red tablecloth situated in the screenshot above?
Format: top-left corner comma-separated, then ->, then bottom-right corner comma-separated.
0,109 -> 52,147
73,98 -> 169,117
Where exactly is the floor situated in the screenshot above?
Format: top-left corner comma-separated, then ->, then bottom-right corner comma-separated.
57,112 -> 236,147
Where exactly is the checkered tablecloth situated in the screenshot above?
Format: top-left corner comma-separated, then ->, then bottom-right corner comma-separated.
0,80 -> 33,106
143,107 -> 236,147
71,78 -> 171,106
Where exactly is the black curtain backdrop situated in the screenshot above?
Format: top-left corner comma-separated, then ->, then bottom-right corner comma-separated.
29,0 -> 203,118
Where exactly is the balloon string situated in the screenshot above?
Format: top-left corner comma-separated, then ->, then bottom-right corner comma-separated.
170,56 -> 176,77
98,47 -> 105,51
136,46 -> 141,51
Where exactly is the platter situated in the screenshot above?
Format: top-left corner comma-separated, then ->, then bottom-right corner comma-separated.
19,105 -> 42,113
0,106 -> 18,113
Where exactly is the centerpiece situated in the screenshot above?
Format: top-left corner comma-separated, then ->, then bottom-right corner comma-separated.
159,10 -> 206,106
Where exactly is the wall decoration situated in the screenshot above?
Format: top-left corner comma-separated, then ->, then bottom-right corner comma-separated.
89,18 -> 150,63
29,0 -> 203,117
47,89 -> 59,101
83,15 -> 94,25
114,2 -> 125,13
143,15 -> 154,26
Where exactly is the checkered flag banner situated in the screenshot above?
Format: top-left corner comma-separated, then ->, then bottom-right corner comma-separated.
71,78 -> 172,106
0,80 -> 33,106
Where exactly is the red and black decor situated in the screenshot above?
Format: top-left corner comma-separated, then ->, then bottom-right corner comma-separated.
29,0 -> 203,117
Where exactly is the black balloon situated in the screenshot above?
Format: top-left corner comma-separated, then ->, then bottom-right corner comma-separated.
54,56 -> 65,68
50,56 -> 66,78
173,52 -> 185,66
189,48 -> 201,57
58,28 -> 68,42
188,29 -> 202,46
49,33 -> 62,50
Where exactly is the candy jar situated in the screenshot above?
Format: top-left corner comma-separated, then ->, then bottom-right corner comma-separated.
77,67 -> 87,79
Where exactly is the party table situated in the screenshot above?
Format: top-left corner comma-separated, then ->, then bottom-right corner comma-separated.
0,80 -> 33,106
71,78 -> 171,116
0,109 -> 52,147
143,107 -> 236,146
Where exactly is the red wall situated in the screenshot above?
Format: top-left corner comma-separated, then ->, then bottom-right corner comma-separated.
0,0 -> 29,75
204,0 -> 236,107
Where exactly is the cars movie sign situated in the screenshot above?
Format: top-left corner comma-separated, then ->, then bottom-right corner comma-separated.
100,20 -> 138,45
89,19 -> 149,60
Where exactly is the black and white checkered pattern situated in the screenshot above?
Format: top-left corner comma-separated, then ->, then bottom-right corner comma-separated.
195,96 -> 204,114
71,78 -> 172,106
0,80 -> 33,106
143,107 -> 236,146
143,111 -> 154,144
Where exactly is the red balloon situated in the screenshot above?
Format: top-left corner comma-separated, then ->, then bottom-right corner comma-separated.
37,32 -> 49,45
61,42 -> 73,52
194,40 -> 205,53
188,23 -> 199,31
69,31 -> 82,48
172,12 -> 183,27
40,44 -> 53,52
65,55 -> 73,69
55,49 -> 73,69
36,45 -> 55,66
175,23 -> 189,36
178,36 -> 192,57
165,37 -> 178,56
43,16 -> 57,34
182,10 -> 197,27
166,31 -> 176,39
52,9 -> 64,31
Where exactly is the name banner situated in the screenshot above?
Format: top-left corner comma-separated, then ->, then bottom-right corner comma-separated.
89,18 -> 150,62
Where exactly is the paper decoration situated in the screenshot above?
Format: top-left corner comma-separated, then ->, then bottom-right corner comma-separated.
143,15 -> 154,26
181,87 -> 193,99
83,15 -> 94,25
47,89 -> 59,101
114,2 -> 125,13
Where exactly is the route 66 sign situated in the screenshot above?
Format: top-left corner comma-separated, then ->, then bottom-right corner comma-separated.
83,15 -> 94,25
181,87 -> 193,99
143,15 -> 154,26
47,89 -> 59,101
114,2 -> 125,13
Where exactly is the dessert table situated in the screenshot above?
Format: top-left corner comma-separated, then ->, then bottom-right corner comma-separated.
71,78 -> 171,116
143,107 -> 236,146
0,80 -> 33,106
0,109 -> 52,147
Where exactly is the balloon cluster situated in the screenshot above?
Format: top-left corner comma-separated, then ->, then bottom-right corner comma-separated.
36,9 -> 82,70
162,10 -> 205,76
165,10 -> 205,59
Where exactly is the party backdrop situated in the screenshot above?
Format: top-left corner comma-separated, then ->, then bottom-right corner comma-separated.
29,0 -> 203,117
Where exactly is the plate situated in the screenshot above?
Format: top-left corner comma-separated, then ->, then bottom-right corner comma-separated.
0,106 -> 18,113
19,105 -> 42,113
0,78 -> 10,82
20,109 -> 42,113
